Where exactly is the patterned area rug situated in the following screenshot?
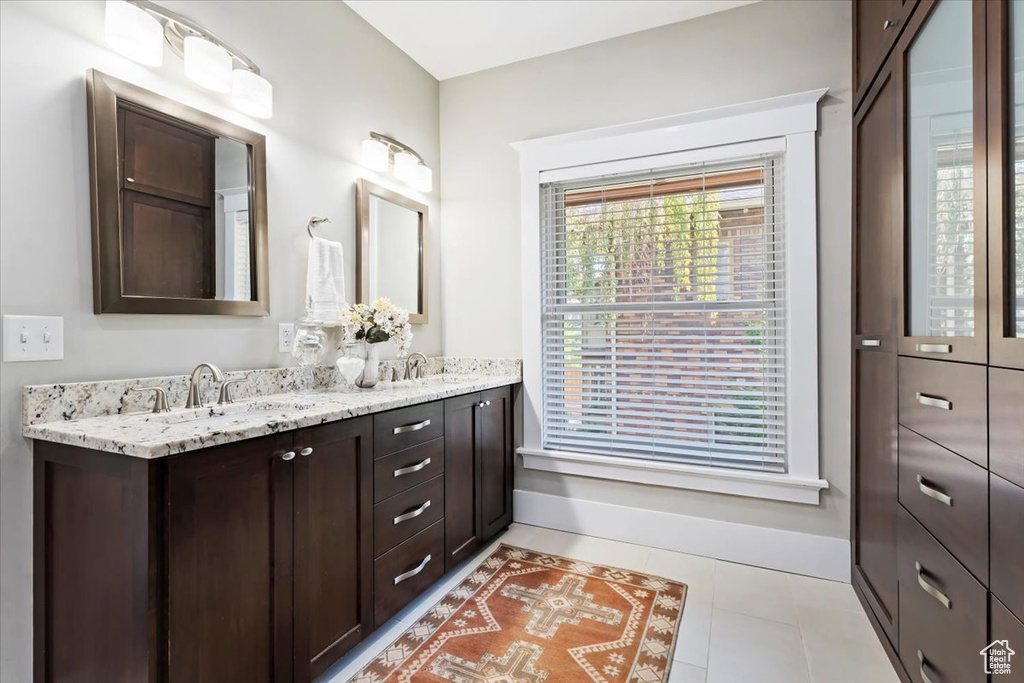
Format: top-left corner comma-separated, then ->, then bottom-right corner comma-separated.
351,544 -> 687,682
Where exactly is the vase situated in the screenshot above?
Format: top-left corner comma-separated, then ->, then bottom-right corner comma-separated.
355,342 -> 381,389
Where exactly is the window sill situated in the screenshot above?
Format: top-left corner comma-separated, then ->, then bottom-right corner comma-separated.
518,448 -> 828,505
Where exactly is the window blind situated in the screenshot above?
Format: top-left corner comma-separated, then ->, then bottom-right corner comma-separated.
539,154 -> 787,473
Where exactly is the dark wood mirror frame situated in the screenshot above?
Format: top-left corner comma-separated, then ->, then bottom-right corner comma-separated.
86,69 -> 270,315
355,178 -> 428,324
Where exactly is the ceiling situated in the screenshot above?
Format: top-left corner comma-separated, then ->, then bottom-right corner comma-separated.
344,1 -> 757,80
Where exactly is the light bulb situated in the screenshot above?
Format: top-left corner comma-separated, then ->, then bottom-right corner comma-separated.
104,0 -> 163,66
362,139 -> 389,172
231,69 -> 273,119
183,36 -> 232,92
394,152 -> 419,184
413,164 -> 432,193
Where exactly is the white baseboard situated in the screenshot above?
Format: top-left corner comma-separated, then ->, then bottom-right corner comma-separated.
513,489 -> 851,582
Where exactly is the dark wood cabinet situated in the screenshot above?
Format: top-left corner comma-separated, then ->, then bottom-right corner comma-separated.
479,386 -> 514,541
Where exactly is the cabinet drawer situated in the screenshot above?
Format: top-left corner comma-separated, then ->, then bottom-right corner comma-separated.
898,357 -> 987,467
898,427 -> 988,583
990,368 -> 1024,489
374,437 -> 444,503
374,401 -> 444,458
991,596 -> 1024,683
374,520 -> 445,627
898,507 -> 987,683
991,474 -> 1024,624
374,475 -> 444,558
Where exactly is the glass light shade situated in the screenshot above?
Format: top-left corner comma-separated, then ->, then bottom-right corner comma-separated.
362,139 -> 390,172
231,69 -> 273,119
104,0 -> 163,66
412,164 -> 433,193
183,36 -> 232,92
394,152 -> 419,184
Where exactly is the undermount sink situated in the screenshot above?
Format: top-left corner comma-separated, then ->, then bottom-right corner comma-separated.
142,399 -> 315,426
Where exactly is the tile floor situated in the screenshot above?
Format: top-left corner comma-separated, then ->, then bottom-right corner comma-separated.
318,524 -> 899,683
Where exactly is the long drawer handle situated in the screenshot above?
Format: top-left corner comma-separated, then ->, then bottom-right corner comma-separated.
916,392 -> 951,411
916,343 -> 952,354
393,500 -> 431,525
393,457 -> 431,477
394,554 -> 431,585
861,338 -> 881,347
393,418 -> 431,435
915,562 -> 951,609
917,475 -> 953,507
918,651 -> 937,683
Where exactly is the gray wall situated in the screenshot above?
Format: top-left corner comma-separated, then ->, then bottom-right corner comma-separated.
439,0 -> 852,538
0,2 -> 439,679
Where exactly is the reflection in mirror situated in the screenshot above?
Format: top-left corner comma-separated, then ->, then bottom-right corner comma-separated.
1013,0 -> 1024,335
357,179 -> 427,324
214,138 -> 252,301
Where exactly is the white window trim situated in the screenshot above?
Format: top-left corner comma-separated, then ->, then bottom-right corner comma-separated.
512,88 -> 829,505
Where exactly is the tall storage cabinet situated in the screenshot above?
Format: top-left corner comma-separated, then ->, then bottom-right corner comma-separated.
853,1 -> 1024,680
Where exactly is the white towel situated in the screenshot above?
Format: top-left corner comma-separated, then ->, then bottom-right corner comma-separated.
306,236 -> 346,325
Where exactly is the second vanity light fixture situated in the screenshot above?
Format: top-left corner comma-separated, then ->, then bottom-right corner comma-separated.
103,0 -> 273,119
362,132 -> 433,193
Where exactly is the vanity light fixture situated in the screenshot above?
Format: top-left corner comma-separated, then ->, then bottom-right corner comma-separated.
360,132 -> 433,194
103,0 -> 273,119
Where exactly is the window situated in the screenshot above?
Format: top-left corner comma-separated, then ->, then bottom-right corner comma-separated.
540,155 -> 787,472
515,89 -> 827,503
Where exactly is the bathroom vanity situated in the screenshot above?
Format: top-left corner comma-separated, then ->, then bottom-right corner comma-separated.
26,366 -> 519,682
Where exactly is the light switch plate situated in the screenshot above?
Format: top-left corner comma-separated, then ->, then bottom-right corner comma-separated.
278,323 -> 295,353
3,315 -> 64,362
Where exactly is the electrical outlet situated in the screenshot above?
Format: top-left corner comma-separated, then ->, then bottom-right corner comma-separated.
3,315 -> 64,362
278,323 -> 295,353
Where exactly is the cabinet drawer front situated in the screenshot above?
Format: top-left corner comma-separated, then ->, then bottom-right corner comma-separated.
990,368 -> 1024,489
374,401 -> 444,458
374,475 -> 444,558
374,520 -> 445,627
898,357 -> 987,467
991,596 -> 1024,683
374,438 -> 444,502
898,427 -> 988,582
991,474 -> 1024,624
898,507 -> 987,683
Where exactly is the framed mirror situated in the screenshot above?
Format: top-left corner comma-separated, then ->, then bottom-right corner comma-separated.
356,179 -> 428,324
86,70 -> 269,315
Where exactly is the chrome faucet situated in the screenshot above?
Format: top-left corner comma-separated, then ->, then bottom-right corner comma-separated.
404,352 -> 428,380
185,362 -> 225,408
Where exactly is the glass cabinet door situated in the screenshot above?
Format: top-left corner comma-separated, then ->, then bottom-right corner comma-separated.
901,0 -> 988,362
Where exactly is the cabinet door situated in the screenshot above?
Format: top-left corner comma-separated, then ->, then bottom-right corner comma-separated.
854,0 -> 906,96
166,433 -> 295,683
292,418 -> 373,681
853,60 -> 901,645
479,386 -> 513,541
445,392 -> 482,570
898,0 -> 989,364
988,0 -> 1024,369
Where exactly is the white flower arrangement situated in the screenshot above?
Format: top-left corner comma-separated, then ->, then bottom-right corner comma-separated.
340,297 -> 413,357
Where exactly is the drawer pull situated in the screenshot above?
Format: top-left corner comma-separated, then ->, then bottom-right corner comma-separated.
281,451 -> 296,461
916,392 -> 951,411
916,343 -> 951,354
393,418 -> 431,435
916,475 -> 953,506
299,447 -> 313,457
861,338 -> 881,347
917,651 -> 937,683
394,554 -> 431,585
915,562 -> 951,609
393,458 -> 431,477
393,500 -> 431,525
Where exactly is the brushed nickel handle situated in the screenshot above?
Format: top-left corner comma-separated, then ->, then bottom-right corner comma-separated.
394,554 -> 431,585
393,500 -> 431,525
917,475 -> 952,506
916,343 -> 951,354
882,19 -> 895,30
485,400 -> 491,406
393,418 -> 431,435
299,447 -> 313,457
916,392 -> 951,410
477,401 -> 490,408
393,457 -> 431,477
130,385 -> 170,413
281,451 -> 296,461
125,177 -> 135,183
916,562 -> 951,609
861,338 -> 881,347
918,651 -> 937,683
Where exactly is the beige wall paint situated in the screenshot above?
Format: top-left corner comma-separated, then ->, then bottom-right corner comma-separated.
0,2 -> 439,679
439,1 -> 852,538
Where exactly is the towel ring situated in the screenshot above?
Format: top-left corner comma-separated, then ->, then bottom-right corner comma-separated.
306,216 -> 331,239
